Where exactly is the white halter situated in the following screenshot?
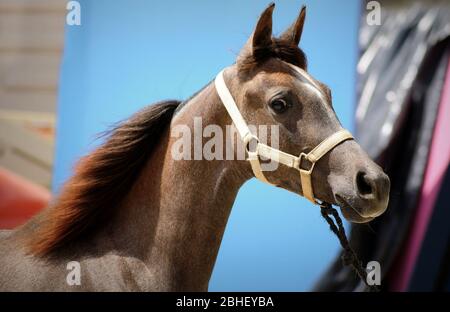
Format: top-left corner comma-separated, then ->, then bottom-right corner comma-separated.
214,64 -> 354,204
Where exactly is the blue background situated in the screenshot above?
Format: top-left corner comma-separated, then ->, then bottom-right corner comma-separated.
55,0 -> 359,291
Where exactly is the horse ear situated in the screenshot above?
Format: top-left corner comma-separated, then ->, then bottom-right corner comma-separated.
280,5 -> 306,46
252,3 -> 275,51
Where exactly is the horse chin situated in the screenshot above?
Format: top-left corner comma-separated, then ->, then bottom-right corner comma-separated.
282,179 -> 375,223
334,196 -> 375,224
339,206 -> 374,224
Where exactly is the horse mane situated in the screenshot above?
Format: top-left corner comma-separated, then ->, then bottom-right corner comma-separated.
27,100 -> 181,256
26,35 -> 306,258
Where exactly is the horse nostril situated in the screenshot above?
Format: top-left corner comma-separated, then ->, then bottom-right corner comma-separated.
356,171 -> 374,198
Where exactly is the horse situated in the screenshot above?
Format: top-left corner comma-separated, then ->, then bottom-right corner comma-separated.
0,4 -> 390,291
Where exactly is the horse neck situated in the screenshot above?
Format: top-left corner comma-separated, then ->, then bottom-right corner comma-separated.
109,77 -> 251,290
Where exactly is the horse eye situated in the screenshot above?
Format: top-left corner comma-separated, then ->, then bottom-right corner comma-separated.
270,98 -> 288,114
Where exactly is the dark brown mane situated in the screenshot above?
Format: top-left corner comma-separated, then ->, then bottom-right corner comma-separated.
27,100 -> 180,256
238,37 -> 308,73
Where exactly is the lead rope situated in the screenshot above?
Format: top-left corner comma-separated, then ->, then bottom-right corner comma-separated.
319,202 -> 379,292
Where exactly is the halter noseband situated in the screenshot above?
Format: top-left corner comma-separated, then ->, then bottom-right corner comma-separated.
214,65 -> 354,204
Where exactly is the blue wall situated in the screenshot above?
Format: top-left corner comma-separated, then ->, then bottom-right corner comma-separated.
55,0 -> 359,291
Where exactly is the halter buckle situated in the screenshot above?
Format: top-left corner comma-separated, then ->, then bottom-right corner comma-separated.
243,133 -> 259,155
298,152 -> 315,174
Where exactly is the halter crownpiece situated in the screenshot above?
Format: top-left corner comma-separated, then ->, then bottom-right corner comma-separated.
214,65 -> 354,204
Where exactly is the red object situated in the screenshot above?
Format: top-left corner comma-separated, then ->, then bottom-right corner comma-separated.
0,167 -> 50,229
390,61 -> 450,291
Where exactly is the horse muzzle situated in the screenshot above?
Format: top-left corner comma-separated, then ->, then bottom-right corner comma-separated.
334,169 -> 390,223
